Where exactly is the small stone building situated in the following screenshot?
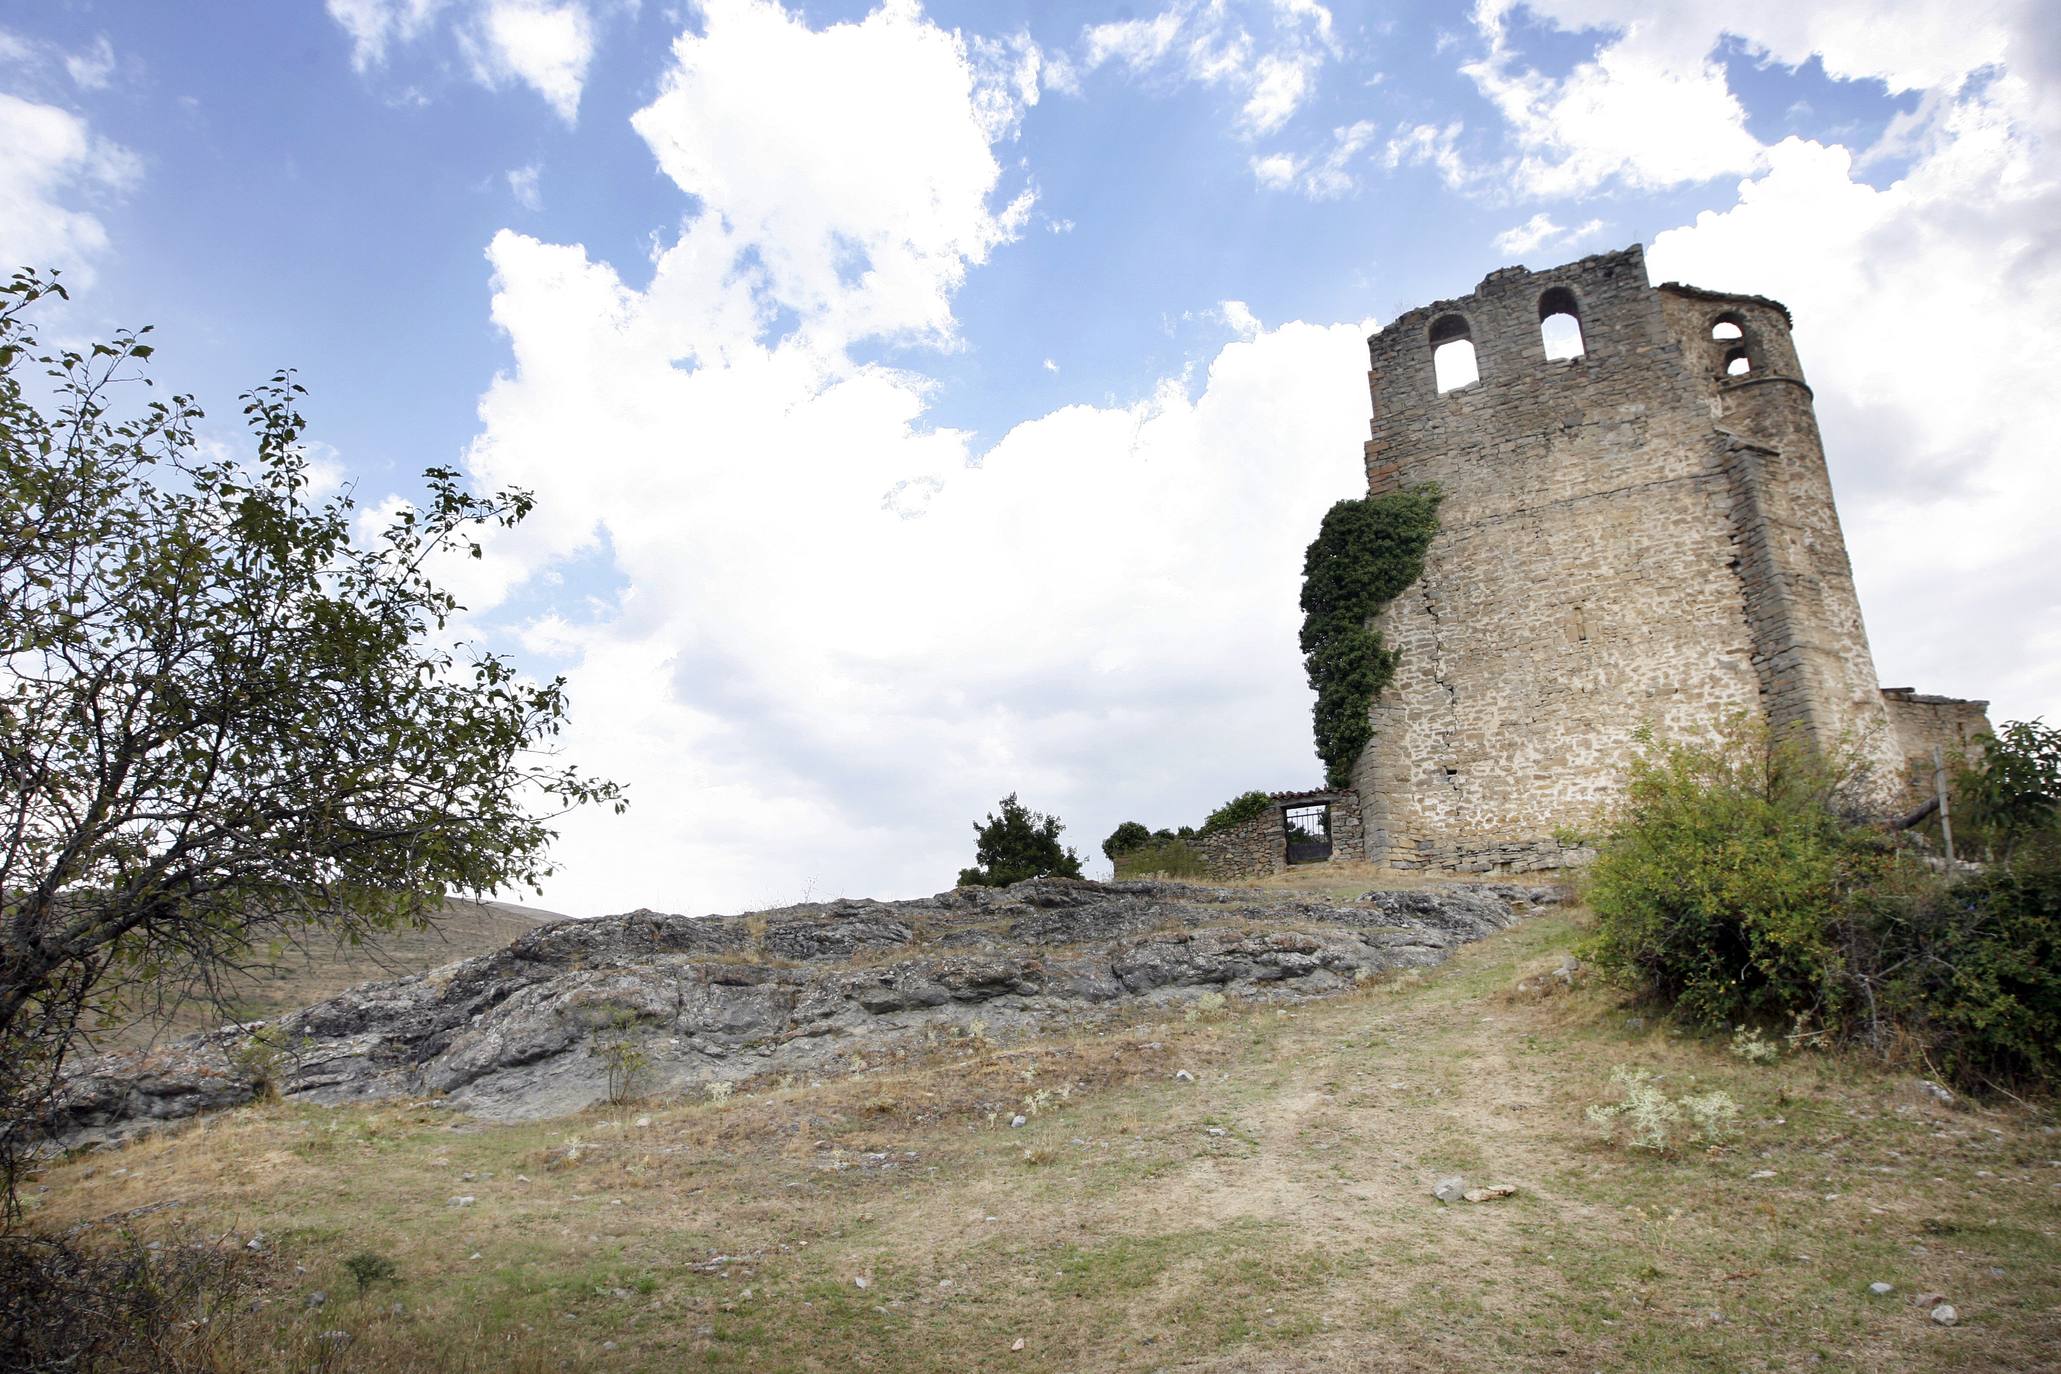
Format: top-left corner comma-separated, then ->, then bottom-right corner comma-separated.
1193,789 -> 1367,880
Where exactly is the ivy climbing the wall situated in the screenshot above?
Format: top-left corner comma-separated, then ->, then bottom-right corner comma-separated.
1299,484 -> 1443,789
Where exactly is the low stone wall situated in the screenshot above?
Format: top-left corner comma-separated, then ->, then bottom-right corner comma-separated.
1881,689 -> 1992,805
1195,791 -> 1367,879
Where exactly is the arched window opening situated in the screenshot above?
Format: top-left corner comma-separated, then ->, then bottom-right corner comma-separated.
1711,318 -> 1744,341
1724,347 -> 1751,376
1537,287 -> 1584,360
1540,313 -> 1583,359
1428,313 -> 1478,393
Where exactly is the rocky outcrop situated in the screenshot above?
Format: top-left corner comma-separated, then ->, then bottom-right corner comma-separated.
52,878 -> 1563,1144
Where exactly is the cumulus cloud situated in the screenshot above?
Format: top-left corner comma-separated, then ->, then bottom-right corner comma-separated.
325,0 -> 595,121
1462,0 -> 1763,197
0,92 -> 139,283
437,0 -> 1373,916
1080,0 -> 1337,136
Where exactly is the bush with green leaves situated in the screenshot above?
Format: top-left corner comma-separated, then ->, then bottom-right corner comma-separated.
1865,842 -> 2061,1088
1298,485 -> 1442,788
1582,719 -> 1878,1029
1954,718 -> 2060,860
1199,790 -> 1273,837
1585,716 -> 2061,1092
1101,821 -> 1152,861
957,794 -> 1083,887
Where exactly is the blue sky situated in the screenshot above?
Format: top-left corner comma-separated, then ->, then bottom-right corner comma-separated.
5,0 -> 2057,916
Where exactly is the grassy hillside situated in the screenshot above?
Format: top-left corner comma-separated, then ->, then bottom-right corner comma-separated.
96,900 -> 557,1051
24,899 -> 2059,1372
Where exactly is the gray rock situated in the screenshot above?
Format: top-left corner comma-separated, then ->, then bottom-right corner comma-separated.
304,1291 -> 327,1309
1869,1282 -> 1894,1295
1930,1303 -> 1958,1326
1433,1176 -> 1467,1204
50,878 -> 1536,1143
448,1195 -> 475,1207
1918,1079 -> 1956,1106
1009,1115 -> 1027,1129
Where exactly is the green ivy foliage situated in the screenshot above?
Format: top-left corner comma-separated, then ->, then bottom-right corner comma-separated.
1298,485 -> 1442,789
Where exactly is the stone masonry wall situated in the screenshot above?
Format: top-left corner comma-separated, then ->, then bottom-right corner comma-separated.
1352,245 -> 1914,874
1881,689 -> 1993,806
1194,791 -> 1367,879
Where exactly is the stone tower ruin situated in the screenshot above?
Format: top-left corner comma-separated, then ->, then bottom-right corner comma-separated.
1351,244 -> 1988,874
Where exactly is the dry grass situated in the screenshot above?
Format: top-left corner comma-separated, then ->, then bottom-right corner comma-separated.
19,904 -> 2060,1373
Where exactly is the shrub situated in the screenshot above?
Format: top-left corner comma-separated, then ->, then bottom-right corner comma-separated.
1581,719 -> 1880,1029
1729,1026 -> 1780,1064
957,793 -> 1084,887
589,1009 -> 651,1105
342,1250 -> 397,1295
1200,791 -> 1273,837
1101,821 -> 1153,861
1585,1067 -> 1739,1152
1585,717 -> 2061,1092
1866,845 -> 2061,1088
1584,1067 -> 1680,1151
0,1230 -> 266,1370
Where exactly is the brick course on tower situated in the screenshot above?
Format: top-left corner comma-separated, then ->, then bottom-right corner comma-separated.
1351,245 -> 1989,874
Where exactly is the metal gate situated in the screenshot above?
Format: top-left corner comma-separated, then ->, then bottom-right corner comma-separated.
1284,803 -> 1332,864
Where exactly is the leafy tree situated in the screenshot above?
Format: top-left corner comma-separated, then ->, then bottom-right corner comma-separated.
0,272 -> 623,1215
1956,719 -> 2061,860
1101,821 -> 1152,862
957,794 -> 1083,887
1199,790 -> 1273,836
1299,485 -> 1441,788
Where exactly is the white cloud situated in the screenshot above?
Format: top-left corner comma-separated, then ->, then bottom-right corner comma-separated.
437,1 -> 1375,916
1250,150 -> 1298,189
1080,0 -> 1337,137
325,0 -> 447,69
1041,357 -> 1057,372
63,35 -> 115,90
1218,299 -> 1261,338
0,92 -> 139,284
1462,0 -> 1763,198
1251,118 -> 1376,198
324,0 -> 594,121
1491,210 -> 1604,256
1380,119 -> 1473,189
469,0 -> 594,122
506,161 -> 542,209
627,0 -> 1033,351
